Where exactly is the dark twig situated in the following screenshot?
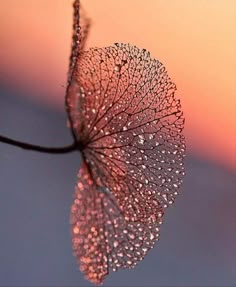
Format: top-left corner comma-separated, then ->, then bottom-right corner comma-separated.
0,135 -> 78,154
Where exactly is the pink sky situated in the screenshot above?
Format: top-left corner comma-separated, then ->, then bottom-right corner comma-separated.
1,0 -> 235,171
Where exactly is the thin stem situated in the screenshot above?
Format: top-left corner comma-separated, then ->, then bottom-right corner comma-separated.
0,134 -> 79,154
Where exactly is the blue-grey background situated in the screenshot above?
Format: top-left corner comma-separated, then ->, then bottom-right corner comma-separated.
0,85 -> 235,286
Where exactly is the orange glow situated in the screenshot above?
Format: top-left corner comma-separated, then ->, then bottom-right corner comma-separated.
1,0 -> 235,171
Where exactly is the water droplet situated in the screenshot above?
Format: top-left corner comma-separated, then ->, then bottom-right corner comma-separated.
128,233 -> 135,240
114,64 -> 121,72
113,241 -> 119,248
73,226 -> 79,234
138,136 -> 145,144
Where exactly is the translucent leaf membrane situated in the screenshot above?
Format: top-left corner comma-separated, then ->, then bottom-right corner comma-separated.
67,42 -> 185,284
71,165 -> 163,285
67,43 -> 185,221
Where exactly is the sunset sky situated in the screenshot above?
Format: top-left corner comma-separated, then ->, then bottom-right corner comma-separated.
1,2 -> 236,286
1,0 -> 235,171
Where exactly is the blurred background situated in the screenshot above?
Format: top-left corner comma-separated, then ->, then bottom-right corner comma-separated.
0,0 -> 235,286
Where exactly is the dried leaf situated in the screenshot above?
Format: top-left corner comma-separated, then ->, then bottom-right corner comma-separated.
66,1 -> 185,284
